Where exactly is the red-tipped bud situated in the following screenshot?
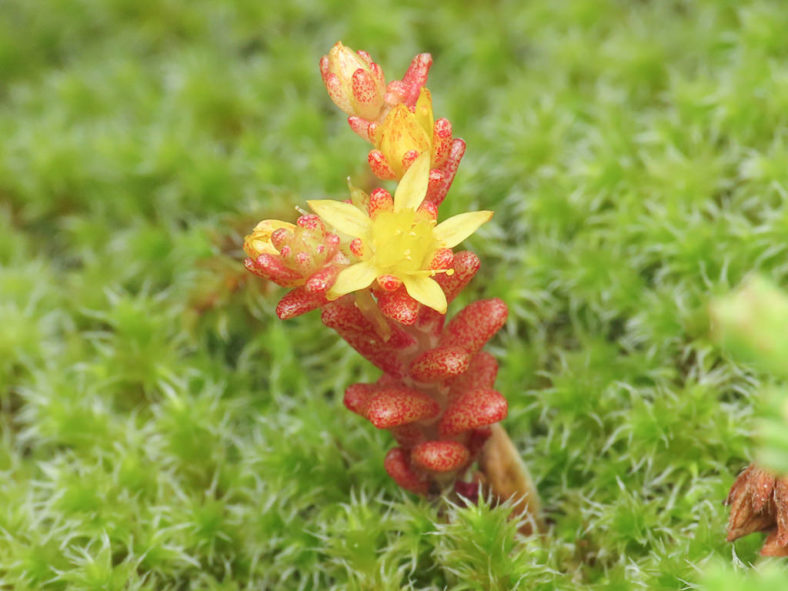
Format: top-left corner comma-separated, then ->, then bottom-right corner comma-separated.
368,149 -> 398,180
417,200 -> 439,221
439,298 -> 508,354
343,383 -> 374,417
439,389 -> 508,437
384,447 -> 428,494
270,227 -> 293,252
411,441 -> 470,473
324,233 -> 341,260
366,387 -> 440,429
349,238 -> 365,258
378,287 -> 421,325
294,251 -> 312,273
244,220 -> 296,258
320,42 -> 386,121
377,274 -> 402,292
408,346 -> 472,383
296,214 -> 325,232
368,188 -> 394,217
429,248 -> 453,270
275,287 -> 328,319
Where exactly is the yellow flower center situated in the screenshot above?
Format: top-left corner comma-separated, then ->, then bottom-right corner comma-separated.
367,209 -> 436,276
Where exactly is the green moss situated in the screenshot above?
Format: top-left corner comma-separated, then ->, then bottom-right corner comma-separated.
2,0 -> 787,588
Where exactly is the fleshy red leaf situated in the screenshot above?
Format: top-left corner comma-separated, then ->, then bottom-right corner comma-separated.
366,387 -> 440,429
244,254 -> 303,287
276,287 -> 327,319
411,441 -> 470,472
439,298 -> 508,354
343,383 -> 375,418
439,389 -> 508,437
321,299 -> 415,376
408,346 -> 471,382
378,287 -> 421,325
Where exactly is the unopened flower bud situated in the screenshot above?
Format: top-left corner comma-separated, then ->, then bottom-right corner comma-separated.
372,90 -> 433,179
243,220 -> 295,258
320,42 -> 386,121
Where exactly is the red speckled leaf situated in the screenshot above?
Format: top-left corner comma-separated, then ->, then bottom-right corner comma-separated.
439,388 -> 508,437
439,298 -> 508,354
343,383 -> 375,418
432,250 -> 480,304
276,287 -> 327,320
408,346 -> 471,382
411,440 -> 470,472
366,387 -> 440,429
244,255 -> 303,287
378,287 -> 421,325
321,298 -> 415,376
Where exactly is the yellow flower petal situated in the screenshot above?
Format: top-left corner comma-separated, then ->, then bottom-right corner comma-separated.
402,275 -> 447,314
307,200 -> 371,237
415,88 -> 434,137
393,151 -> 431,213
327,261 -> 378,299
433,211 -> 493,248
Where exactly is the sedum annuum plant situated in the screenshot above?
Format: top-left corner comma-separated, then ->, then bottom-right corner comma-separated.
243,42 -> 541,522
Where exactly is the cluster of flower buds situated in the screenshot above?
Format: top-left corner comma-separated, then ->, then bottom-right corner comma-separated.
725,464 -> 788,557
243,215 -> 345,319
243,43 -> 511,496
320,42 -> 465,205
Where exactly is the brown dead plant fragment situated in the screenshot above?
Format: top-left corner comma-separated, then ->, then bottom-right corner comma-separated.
479,423 -> 544,536
725,463 -> 788,556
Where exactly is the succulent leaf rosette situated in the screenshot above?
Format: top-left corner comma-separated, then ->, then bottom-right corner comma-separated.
244,42 -> 541,513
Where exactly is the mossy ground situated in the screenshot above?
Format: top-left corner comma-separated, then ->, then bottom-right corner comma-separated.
2,0 -> 788,589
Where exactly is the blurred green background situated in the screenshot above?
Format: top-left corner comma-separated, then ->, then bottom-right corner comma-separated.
2,0 -> 788,588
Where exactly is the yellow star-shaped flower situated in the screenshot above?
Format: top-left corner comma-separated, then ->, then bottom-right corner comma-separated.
307,153 -> 492,314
